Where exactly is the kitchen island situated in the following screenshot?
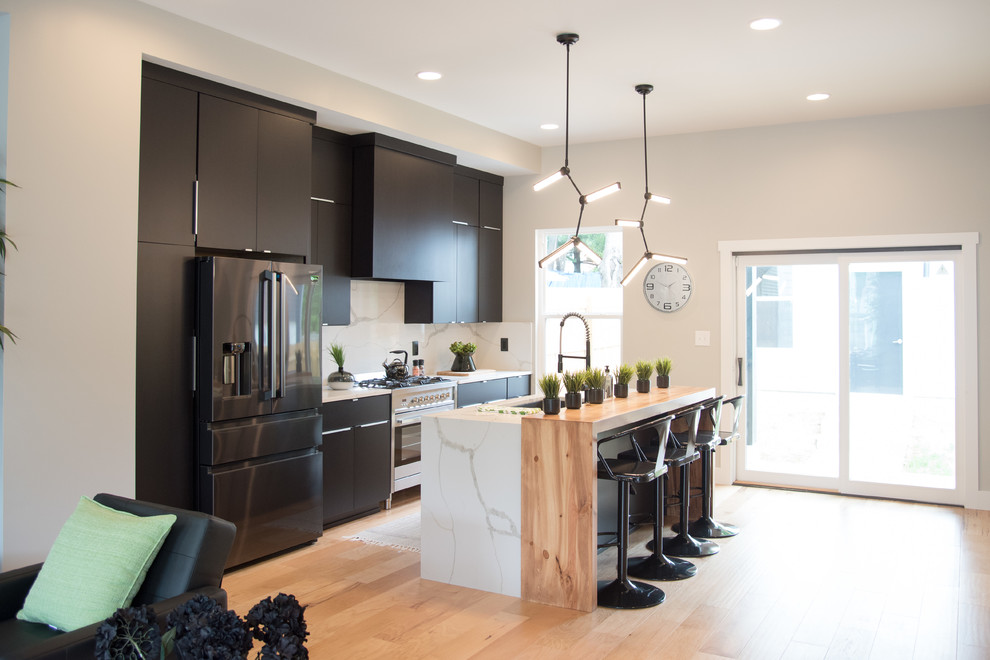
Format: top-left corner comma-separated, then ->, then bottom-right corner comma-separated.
420,385 -> 715,612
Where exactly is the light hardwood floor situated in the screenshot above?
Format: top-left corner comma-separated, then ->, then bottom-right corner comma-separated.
223,486 -> 990,659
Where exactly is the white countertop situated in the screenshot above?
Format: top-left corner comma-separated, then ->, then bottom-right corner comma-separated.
320,370 -> 530,404
321,386 -> 391,404
436,370 -> 531,384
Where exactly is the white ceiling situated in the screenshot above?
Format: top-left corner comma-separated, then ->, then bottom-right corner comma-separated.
136,0 -> 990,148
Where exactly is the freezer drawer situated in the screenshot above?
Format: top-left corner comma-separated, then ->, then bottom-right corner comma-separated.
199,409 -> 321,465
200,450 -> 323,567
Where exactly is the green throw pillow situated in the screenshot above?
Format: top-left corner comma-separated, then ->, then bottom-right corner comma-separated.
16,496 -> 176,631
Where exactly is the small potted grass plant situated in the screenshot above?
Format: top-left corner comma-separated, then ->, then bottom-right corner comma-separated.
584,367 -> 606,404
655,357 -> 672,388
614,364 -> 634,398
635,360 -> 654,394
562,370 -> 585,409
538,373 -> 562,415
326,343 -> 355,390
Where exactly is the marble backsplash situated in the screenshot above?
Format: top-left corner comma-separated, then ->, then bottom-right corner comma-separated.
320,280 -> 533,379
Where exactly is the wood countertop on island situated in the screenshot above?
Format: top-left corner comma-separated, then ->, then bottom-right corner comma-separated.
520,385 -> 715,612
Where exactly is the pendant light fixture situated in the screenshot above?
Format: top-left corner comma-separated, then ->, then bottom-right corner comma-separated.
536,33 -> 622,269
616,84 -> 686,286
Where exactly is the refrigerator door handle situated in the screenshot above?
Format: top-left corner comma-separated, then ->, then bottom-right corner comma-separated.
277,271 -> 287,398
263,269 -> 276,401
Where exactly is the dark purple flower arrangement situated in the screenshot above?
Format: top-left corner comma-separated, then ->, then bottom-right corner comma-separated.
94,593 -> 308,659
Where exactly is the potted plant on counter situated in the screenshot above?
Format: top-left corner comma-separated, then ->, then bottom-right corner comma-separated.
538,373 -> 562,415
449,341 -> 478,372
584,367 -> 606,404
562,370 -> 585,409
635,360 -> 653,394
326,343 -> 355,390
655,357 -> 672,388
614,364 -> 634,398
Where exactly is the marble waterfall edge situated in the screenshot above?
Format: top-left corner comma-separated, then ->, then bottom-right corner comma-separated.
420,414 -> 522,597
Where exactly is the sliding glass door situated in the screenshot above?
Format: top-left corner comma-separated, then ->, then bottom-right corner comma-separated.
735,250 -> 962,504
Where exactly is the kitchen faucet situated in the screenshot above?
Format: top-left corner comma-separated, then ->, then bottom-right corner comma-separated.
558,312 -> 591,373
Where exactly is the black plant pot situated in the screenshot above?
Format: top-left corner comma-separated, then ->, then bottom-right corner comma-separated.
636,378 -> 651,393
542,398 -> 561,415
564,392 -> 583,409
450,353 -> 477,372
656,375 -> 670,388
585,388 -> 605,404
613,383 -> 629,398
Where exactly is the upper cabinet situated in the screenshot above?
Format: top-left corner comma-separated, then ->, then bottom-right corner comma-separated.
138,77 -> 198,246
405,165 -> 503,323
310,128 -> 354,326
352,134 -> 455,282
311,128 -> 353,206
140,62 -> 315,257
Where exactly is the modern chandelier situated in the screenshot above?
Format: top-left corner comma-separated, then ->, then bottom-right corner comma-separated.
615,84 -> 686,286
536,33 -> 622,269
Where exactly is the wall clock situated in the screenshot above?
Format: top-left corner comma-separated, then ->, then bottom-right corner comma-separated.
643,262 -> 693,312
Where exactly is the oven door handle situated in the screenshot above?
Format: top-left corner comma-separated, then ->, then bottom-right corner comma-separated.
394,416 -> 422,427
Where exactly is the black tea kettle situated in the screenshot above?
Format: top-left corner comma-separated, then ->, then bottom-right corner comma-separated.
382,350 -> 409,380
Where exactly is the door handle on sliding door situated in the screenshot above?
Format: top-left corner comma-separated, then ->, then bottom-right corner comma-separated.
737,357 -> 744,387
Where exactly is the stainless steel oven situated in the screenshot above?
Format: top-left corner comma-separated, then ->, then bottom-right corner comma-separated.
356,376 -> 455,504
391,382 -> 455,494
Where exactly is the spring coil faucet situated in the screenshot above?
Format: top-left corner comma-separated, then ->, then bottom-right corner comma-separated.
558,312 -> 591,373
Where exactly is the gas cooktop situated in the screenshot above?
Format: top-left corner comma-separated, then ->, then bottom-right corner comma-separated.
357,375 -> 450,389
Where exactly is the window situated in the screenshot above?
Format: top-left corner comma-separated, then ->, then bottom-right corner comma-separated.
536,228 -> 622,376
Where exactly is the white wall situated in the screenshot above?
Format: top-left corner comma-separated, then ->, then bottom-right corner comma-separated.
503,105 -> 990,492
0,0 -> 537,569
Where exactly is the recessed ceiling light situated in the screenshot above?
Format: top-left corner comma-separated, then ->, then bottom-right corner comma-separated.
750,18 -> 782,31
807,93 -> 831,101
540,123 -> 559,130
417,71 -> 442,81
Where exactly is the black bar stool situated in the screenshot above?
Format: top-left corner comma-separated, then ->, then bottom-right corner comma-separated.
681,394 -> 743,539
662,403 -> 720,558
596,425 -> 667,609
626,415 -> 698,582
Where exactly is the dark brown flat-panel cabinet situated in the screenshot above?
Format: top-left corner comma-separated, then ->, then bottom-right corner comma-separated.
257,111 -> 312,256
312,130 -> 353,206
312,200 -> 352,325
455,224 -> 479,322
478,226 -> 502,322
196,95 -> 259,252
457,378 -> 508,408
453,173 -> 480,226
352,135 -> 455,282
135,242 -> 196,509
138,78 -> 197,246
479,179 -> 503,230
321,396 -> 391,526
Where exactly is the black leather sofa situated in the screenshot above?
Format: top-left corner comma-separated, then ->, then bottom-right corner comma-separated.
0,494 -> 236,660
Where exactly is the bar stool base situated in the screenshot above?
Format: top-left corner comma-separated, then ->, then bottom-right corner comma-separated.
627,553 -> 697,581
677,517 -> 739,539
661,533 -> 720,558
597,578 -> 666,609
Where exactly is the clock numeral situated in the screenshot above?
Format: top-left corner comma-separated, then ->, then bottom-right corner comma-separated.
663,302 -> 672,311
683,284 -> 691,291
645,283 -> 654,291
663,264 -> 673,272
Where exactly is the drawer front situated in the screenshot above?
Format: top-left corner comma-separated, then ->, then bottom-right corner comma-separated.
323,394 -> 391,430
457,378 -> 507,407
506,375 -> 531,398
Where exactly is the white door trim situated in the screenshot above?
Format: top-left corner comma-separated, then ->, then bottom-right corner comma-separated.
717,232 -> 983,509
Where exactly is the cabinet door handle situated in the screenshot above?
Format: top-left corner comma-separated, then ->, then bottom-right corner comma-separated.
358,420 -> 389,429
482,226 -> 501,231
193,180 -> 199,236
452,220 -> 469,226
311,196 -> 335,204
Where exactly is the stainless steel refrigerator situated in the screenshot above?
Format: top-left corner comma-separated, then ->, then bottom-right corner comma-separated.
195,256 -> 323,567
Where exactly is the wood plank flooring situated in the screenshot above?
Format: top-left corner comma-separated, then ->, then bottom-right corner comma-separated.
222,486 -> 990,659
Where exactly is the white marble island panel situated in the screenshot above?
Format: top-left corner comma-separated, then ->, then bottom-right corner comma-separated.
420,397 -> 541,597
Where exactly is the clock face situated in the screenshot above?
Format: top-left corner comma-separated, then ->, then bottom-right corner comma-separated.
643,263 -> 693,312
